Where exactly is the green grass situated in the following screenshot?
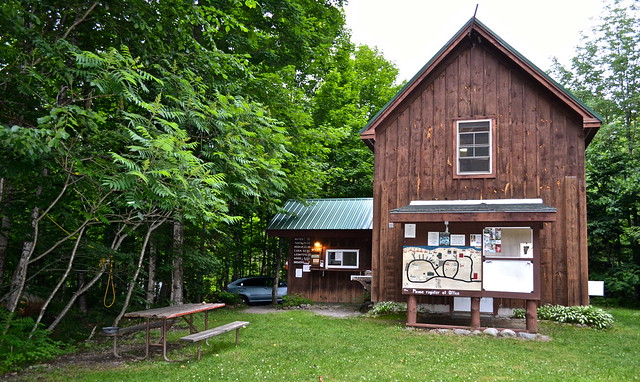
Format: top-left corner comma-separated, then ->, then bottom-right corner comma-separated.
14,307 -> 640,381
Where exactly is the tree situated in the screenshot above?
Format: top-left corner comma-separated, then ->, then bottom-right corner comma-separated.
312,41 -> 402,197
550,0 -> 640,305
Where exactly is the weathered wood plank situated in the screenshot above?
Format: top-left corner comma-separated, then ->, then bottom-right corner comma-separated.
564,176 -> 580,305
408,99 -> 422,200
420,86 -> 435,200
180,321 -> 249,343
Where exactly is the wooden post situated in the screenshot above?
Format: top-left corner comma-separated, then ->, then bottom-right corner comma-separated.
470,297 -> 481,328
526,299 -> 538,333
406,295 -> 417,326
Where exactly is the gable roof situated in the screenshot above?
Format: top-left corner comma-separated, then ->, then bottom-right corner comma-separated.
360,17 -> 602,148
267,198 -> 373,231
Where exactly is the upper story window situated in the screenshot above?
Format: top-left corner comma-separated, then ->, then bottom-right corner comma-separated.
326,249 -> 359,269
456,119 -> 493,176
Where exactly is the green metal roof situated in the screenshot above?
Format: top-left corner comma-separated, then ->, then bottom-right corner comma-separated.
267,198 -> 373,231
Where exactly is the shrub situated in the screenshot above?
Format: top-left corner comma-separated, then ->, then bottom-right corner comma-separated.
282,294 -> 312,307
368,301 -> 407,315
0,309 -> 67,373
513,305 -> 614,329
209,291 -> 243,305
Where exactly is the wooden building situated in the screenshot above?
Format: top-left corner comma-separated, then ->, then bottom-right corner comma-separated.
359,17 -> 601,317
267,198 -> 373,303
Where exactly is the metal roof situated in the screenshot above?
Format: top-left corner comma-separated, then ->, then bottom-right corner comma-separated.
389,199 -> 557,223
267,198 -> 373,231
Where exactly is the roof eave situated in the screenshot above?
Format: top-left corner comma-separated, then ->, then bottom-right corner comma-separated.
360,17 -> 602,147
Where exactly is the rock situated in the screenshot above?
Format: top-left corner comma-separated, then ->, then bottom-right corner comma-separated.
536,334 -> 552,342
453,329 -> 471,336
471,330 -> 483,336
483,328 -> 499,337
500,329 -> 517,338
517,332 -> 538,340
437,328 -> 451,334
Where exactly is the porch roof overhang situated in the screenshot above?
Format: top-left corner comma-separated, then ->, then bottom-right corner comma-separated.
389,199 -> 557,223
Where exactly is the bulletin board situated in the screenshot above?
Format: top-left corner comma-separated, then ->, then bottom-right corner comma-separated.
402,246 -> 482,293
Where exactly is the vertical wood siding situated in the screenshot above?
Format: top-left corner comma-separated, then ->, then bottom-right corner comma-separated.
372,40 -> 588,306
286,234 -> 372,303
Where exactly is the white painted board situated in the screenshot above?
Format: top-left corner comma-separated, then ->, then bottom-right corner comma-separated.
483,260 -> 534,293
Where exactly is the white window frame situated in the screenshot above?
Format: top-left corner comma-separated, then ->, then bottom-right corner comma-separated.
456,119 -> 493,175
325,249 -> 359,269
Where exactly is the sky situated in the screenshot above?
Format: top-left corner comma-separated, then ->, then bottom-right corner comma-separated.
344,0 -> 605,82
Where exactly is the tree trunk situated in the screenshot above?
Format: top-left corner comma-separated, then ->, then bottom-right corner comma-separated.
77,272 -> 87,313
5,168 -> 76,313
146,239 -> 157,308
170,219 -> 184,305
46,221 -> 137,331
0,178 -> 10,296
47,262 -> 108,331
272,237 -> 285,305
5,205 -> 39,313
113,218 -> 166,327
0,215 -> 11,297
31,225 -> 87,333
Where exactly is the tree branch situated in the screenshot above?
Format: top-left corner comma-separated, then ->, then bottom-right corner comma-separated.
61,2 -> 100,41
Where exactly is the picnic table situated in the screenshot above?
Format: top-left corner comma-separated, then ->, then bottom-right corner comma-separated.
123,302 -> 225,361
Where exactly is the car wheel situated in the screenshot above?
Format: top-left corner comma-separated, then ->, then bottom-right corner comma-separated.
240,295 -> 251,305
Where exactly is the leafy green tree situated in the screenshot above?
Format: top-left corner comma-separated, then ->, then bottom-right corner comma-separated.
550,0 -> 640,305
312,41 -> 402,197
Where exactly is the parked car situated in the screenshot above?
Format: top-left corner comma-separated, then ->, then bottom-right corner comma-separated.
226,276 -> 287,304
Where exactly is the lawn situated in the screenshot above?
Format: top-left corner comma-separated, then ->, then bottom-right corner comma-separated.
14,306 -> 640,381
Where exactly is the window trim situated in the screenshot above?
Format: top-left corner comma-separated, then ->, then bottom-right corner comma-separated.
325,249 -> 360,269
453,118 -> 496,179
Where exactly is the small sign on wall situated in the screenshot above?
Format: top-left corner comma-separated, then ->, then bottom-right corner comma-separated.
404,224 -> 416,238
450,234 -> 466,246
427,232 -> 439,246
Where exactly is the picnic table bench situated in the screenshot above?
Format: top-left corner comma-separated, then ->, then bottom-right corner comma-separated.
119,303 -> 226,361
102,320 -> 170,358
180,321 -> 250,360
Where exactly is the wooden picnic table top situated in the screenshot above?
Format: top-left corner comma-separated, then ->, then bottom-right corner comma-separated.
124,303 -> 225,320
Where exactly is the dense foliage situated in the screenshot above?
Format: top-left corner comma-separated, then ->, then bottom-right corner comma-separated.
513,304 -> 615,329
0,0 -> 400,369
550,0 -> 640,306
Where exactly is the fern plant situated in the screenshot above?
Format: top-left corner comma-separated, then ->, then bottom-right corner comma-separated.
0,309 -> 67,373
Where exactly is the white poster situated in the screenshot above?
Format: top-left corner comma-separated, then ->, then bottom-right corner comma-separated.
295,268 -> 303,278
427,232 -> 439,246
404,224 -> 416,238
450,234 -> 466,246
470,234 -> 482,248
303,264 -> 311,272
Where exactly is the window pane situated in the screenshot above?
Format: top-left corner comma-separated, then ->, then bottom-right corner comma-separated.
327,252 -> 340,266
460,158 -> 490,172
459,121 -> 490,132
459,134 -> 474,145
459,148 -> 470,158
475,133 -> 489,144
343,251 -> 358,266
475,146 -> 490,157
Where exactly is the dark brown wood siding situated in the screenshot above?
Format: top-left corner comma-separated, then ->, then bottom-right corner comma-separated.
284,232 -> 372,303
371,40 -> 589,306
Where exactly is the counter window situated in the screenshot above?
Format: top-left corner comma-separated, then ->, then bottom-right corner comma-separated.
326,249 -> 359,269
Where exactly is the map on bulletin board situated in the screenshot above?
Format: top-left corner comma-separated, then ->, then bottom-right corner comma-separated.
403,246 -> 482,291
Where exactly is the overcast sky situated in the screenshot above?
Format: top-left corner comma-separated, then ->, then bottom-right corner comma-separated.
344,0 -> 605,82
